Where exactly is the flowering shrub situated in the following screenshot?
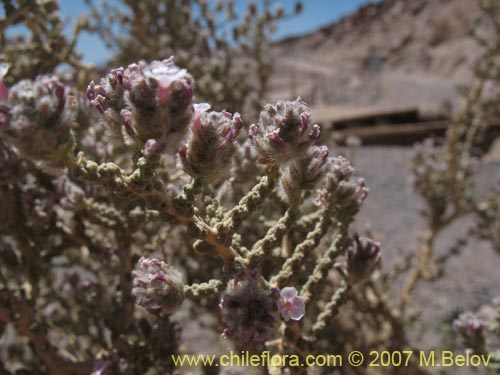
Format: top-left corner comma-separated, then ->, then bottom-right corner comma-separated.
0,54 -> 381,373
0,1 -> 499,375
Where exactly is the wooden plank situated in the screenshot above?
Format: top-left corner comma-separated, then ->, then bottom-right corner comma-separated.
311,105 -> 420,126
332,120 -> 500,145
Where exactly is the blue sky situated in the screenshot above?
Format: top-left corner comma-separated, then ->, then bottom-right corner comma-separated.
56,0 -> 379,64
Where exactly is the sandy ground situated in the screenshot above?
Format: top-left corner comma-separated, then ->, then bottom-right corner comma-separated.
351,146 -> 499,359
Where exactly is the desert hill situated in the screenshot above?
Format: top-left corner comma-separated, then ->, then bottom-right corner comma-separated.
269,0 -> 485,114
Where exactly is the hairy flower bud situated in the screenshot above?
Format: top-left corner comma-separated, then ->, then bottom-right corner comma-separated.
281,145 -> 329,200
249,97 -> 320,164
345,234 -> 381,283
132,257 -> 185,315
325,156 -> 354,189
87,58 -> 194,152
219,269 -> 280,348
179,103 -> 244,182
0,76 -> 74,165
315,156 -> 368,211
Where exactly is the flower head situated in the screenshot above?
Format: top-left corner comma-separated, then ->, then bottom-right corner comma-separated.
249,97 -> 320,164
344,234 -> 381,283
179,104 -> 244,182
278,287 -> 305,321
314,156 -> 368,214
132,257 -> 184,315
87,57 -> 193,152
0,75 -> 74,165
219,269 -> 280,348
281,145 -> 329,201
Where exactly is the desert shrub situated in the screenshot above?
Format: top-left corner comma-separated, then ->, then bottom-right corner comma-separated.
0,1 -> 498,375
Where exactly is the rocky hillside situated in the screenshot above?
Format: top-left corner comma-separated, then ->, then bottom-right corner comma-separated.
268,0 -> 486,114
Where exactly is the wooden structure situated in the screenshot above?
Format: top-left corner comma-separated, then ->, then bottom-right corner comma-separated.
311,105 -> 500,146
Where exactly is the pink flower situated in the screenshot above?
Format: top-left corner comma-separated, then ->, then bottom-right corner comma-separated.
278,287 -> 305,321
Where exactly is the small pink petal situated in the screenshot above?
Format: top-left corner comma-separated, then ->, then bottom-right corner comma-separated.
289,297 -> 305,320
157,77 -> 171,104
193,103 -> 211,113
309,124 -> 321,140
280,287 -> 298,299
